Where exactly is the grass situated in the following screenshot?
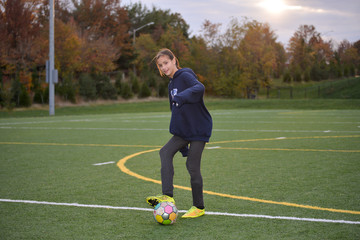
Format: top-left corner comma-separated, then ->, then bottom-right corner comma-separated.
1,98 -> 360,119
1,104 -> 359,239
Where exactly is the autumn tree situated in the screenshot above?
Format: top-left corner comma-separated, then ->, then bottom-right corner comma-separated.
287,25 -> 335,81
0,0 -> 42,72
71,0 -> 131,72
336,40 -> 360,77
240,20 -> 279,96
206,18 -> 280,98
126,2 -> 190,39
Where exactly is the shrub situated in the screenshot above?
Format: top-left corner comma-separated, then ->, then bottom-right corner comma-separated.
115,72 -> 123,95
293,68 -> 302,82
19,87 -> 31,107
0,87 -> 15,110
57,73 -> 77,103
101,81 -> 117,100
158,82 -> 167,97
130,72 -> 140,94
310,64 -> 321,81
79,73 -> 97,101
139,82 -> 151,98
283,71 -> 292,83
10,77 -> 22,106
93,73 -> 117,100
147,74 -> 157,88
33,89 -> 46,104
121,82 -> 133,99
303,69 -> 311,82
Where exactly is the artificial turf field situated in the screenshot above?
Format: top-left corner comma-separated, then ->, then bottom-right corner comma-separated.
0,107 -> 359,239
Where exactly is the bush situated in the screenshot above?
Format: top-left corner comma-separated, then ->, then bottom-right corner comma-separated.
130,72 -> 140,94
293,68 -> 302,82
94,73 -> 117,100
10,76 -> 22,106
0,86 -> 15,109
79,73 -> 97,101
310,64 -> 321,81
19,87 -> 31,107
303,69 -> 311,82
147,74 -> 157,88
139,82 -> 151,98
57,73 -> 77,103
101,81 -> 117,100
121,82 -> 133,99
283,71 -> 292,83
115,72 -> 123,95
33,89 -> 46,104
158,82 -> 167,97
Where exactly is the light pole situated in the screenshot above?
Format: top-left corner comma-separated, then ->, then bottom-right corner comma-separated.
47,0 -> 57,115
132,22 -> 154,75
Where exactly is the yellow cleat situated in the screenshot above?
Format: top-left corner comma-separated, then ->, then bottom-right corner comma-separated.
146,194 -> 175,207
181,206 -> 205,218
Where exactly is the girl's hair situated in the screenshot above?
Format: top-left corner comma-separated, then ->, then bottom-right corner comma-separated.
153,48 -> 181,76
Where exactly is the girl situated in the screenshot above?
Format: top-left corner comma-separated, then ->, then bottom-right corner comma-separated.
146,48 -> 213,218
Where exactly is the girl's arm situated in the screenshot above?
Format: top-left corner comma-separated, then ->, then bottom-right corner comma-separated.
172,73 -> 204,107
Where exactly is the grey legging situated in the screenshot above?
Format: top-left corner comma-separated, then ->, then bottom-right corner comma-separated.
159,135 -> 206,209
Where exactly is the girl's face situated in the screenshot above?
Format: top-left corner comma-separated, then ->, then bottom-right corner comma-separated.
157,55 -> 178,78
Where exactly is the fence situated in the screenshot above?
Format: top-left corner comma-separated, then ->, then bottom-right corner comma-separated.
260,78 -> 359,99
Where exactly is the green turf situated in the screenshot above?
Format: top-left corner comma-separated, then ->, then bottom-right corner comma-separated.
1,108 -> 359,239
1,98 -> 360,119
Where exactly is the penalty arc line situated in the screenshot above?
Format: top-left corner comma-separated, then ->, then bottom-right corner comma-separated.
117,148 -> 360,215
0,199 -> 359,225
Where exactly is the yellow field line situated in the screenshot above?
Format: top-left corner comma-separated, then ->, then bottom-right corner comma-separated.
219,147 -> 360,153
210,135 -> 360,145
0,142 -> 161,148
2,141 -> 358,153
117,149 -> 360,215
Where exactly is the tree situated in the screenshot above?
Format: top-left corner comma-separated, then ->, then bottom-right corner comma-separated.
126,2 -> 190,39
337,40 -> 360,73
0,0 -> 41,72
287,25 -> 318,72
239,21 -> 278,91
133,33 -> 158,73
287,25 -> 335,81
54,19 -> 81,75
199,19 -> 222,49
71,0 -> 131,71
215,18 -> 279,98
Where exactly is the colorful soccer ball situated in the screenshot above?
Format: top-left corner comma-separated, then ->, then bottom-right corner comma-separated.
153,201 -> 178,225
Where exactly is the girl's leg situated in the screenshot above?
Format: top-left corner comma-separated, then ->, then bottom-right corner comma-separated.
160,135 -> 188,197
186,141 -> 206,209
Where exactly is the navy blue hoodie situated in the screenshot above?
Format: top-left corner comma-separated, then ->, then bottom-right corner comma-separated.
168,68 -> 212,142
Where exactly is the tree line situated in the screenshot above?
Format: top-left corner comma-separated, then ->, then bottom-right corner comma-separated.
1,0 -> 359,108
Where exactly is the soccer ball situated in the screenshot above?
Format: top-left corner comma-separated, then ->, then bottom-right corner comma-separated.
153,201 -> 178,225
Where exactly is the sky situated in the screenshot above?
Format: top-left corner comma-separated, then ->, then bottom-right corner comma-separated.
121,0 -> 360,47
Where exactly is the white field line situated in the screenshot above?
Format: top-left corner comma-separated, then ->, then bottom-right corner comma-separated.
213,120 -> 360,124
1,126 -> 360,134
92,161 -> 115,166
0,126 -> 168,131
206,146 -> 221,149
0,115 -> 170,126
0,199 -> 359,225
1,120 -> 359,125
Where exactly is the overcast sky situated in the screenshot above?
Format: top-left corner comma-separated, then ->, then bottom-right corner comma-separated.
122,0 -> 360,47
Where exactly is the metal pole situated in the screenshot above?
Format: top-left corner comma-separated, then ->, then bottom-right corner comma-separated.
132,22 -> 154,75
49,0 -> 55,115
132,30 -> 136,75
